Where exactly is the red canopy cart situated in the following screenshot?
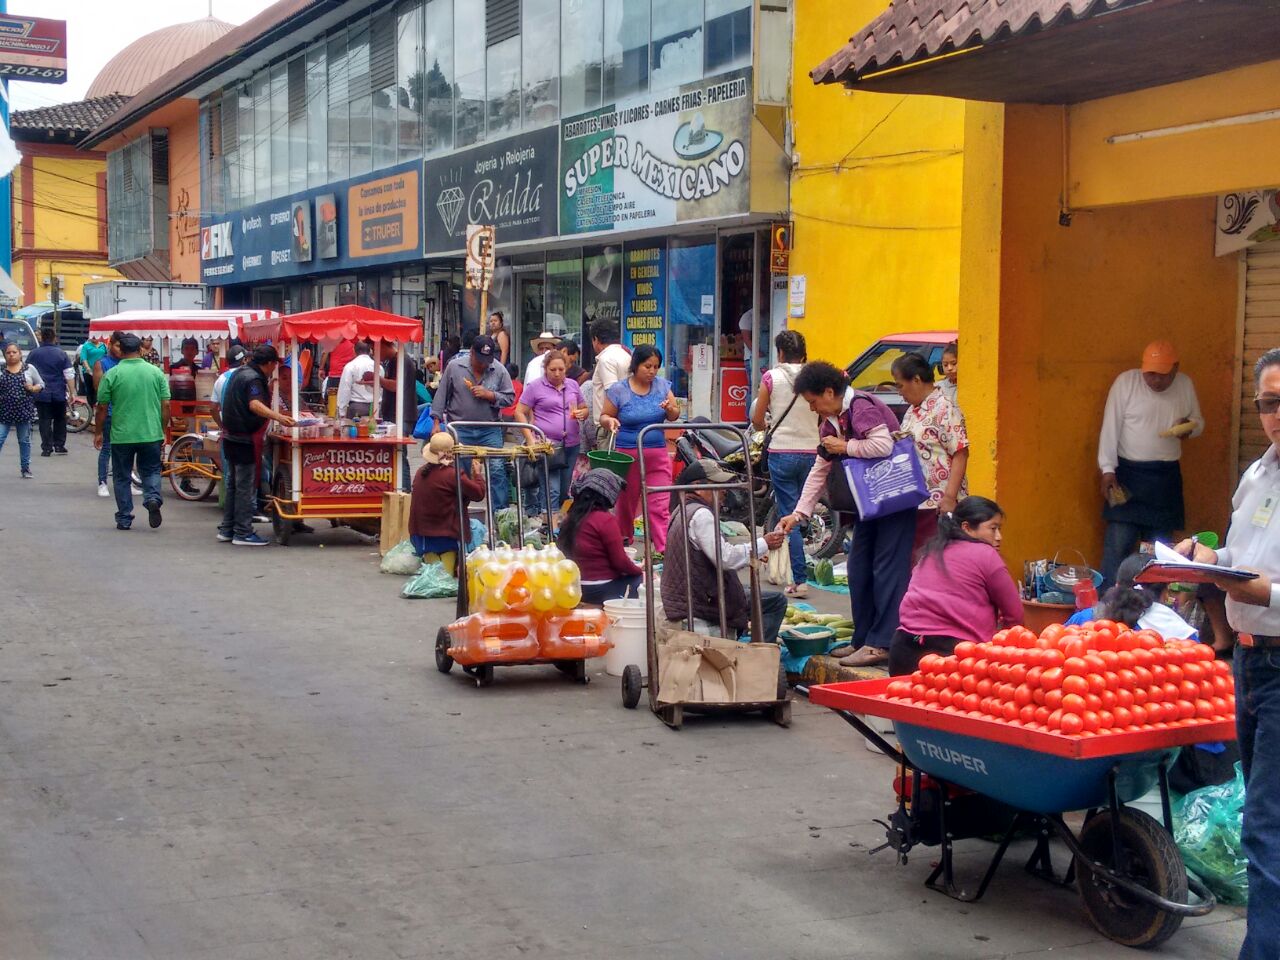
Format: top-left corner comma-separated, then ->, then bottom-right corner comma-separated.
239,305 -> 423,545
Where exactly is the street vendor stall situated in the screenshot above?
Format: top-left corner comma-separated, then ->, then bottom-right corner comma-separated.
239,305 -> 422,545
87,309 -> 278,501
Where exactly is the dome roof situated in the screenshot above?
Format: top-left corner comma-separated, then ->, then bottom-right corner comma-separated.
87,17 -> 234,99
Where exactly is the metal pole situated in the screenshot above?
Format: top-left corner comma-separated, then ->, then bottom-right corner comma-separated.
290,340 -> 301,502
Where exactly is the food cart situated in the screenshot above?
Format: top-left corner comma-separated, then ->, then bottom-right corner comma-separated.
87,309 -> 277,501
239,305 -> 422,545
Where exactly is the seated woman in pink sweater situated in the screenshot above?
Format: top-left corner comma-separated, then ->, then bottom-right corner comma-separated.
890,496 -> 1025,677
558,468 -> 643,604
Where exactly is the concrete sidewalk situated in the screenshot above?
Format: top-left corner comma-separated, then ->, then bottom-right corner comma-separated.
0,435 -> 1246,960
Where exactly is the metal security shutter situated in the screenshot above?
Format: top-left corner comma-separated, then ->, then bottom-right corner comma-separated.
1240,239 -> 1280,473
487,0 -> 519,45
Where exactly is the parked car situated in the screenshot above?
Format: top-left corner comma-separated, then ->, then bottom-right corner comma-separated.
845,330 -> 957,422
0,317 -> 38,360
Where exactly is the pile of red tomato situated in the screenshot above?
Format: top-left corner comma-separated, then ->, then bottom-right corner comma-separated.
883,621 -> 1234,736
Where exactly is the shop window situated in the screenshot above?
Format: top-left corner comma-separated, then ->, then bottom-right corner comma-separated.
486,36 -> 521,138
270,61 -> 288,198
604,0 -> 648,102
348,22 -> 373,176
455,1 -> 486,147
583,243 -> 623,366
705,0 -> 751,74
287,55 -> 308,193
522,0 -> 559,125
425,0 -> 454,155
396,0 -> 425,161
252,69 -> 270,203
561,0 -> 602,115
667,237 -> 715,406
547,252 -> 583,347
327,31 -> 351,182
306,43 -> 328,188
651,0 -> 702,91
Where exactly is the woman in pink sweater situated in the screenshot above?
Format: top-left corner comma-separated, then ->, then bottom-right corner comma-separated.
558,468 -> 643,604
890,496 -> 1025,676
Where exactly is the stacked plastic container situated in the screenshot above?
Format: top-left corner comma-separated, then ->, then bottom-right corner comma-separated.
446,545 -> 612,666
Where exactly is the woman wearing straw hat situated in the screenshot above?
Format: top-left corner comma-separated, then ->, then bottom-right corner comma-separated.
598,344 -> 680,554
409,432 -> 486,575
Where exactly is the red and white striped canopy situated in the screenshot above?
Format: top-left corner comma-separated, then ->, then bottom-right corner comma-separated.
88,309 -> 279,344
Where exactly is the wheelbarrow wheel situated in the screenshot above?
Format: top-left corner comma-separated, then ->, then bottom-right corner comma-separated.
474,664 -> 495,688
1076,808 -> 1187,948
621,665 -> 643,709
434,627 -> 453,674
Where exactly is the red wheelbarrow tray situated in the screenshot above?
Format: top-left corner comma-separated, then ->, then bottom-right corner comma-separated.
810,677 -> 1236,760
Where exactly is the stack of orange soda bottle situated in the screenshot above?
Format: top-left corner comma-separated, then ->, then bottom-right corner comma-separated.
445,544 -> 612,666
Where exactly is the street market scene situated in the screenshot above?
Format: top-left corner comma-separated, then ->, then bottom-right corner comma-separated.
2,0 -> 1279,957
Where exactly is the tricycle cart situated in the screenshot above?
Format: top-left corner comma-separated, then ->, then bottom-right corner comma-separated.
88,309 -> 276,501
808,678 -> 1229,948
240,305 -> 422,545
620,422 -> 790,730
433,421 -> 604,688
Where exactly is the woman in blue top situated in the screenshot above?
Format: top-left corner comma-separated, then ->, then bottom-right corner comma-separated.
598,344 -> 680,553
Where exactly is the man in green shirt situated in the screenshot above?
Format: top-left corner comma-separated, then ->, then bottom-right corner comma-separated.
94,333 -> 170,531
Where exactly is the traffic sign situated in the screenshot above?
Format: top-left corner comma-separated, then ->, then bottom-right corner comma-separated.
465,224 -> 496,291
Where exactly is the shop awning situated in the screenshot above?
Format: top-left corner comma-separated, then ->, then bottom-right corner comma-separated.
240,305 -> 423,346
812,0 -> 1280,104
88,309 -> 277,343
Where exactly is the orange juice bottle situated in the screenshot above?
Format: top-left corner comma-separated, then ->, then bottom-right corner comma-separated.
538,608 -> 612,659
446,613 -> 540,665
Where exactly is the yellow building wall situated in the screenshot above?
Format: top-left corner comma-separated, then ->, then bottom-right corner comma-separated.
788,0 -> 968,366
990,105 -> 1238,576
1068,59 -> 1280,209
30,157 -> 102,253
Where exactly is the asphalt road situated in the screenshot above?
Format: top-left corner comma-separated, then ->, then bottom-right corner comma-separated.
0,435 -> 1248,959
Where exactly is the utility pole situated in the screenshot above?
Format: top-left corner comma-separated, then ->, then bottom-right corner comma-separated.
49,271 -> 60,341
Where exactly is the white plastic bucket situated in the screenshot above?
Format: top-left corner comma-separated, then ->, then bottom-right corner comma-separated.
603,598 -> 648,677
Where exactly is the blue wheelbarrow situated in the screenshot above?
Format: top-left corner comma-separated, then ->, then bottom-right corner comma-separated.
808,678 -> 1236,949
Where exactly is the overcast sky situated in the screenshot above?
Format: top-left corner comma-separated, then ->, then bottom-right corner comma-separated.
8,0 -> 274,112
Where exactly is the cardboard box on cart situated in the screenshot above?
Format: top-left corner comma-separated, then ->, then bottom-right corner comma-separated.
656,630 -> 780,704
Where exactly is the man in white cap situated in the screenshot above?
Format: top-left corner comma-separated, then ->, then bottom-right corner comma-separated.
1097,339 -> 1203,584
524,331 -> 562,386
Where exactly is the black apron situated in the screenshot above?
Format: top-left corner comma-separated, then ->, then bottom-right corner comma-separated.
1104,457 -> 1184,531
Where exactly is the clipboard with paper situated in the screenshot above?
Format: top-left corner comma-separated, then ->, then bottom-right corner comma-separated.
1134,541 -> 1259,586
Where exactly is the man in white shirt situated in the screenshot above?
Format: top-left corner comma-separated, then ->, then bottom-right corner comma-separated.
1178,346 -> 1280,959
1097,340 -> 1203,584
589,319 -> 631,442
524,331 -> 561,385
210,344 -> 247,427
336,341 -> 376,417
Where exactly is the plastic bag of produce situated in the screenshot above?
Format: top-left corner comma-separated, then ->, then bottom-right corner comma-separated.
402,562 -> 459,599
380,539 -> 421,576
766,544 -> 793,586
1173,761 -> 1248,905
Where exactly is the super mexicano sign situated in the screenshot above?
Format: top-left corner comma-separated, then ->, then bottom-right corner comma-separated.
559,68 -> 752,236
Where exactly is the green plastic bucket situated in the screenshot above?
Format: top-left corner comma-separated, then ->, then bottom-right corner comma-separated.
587,449 -> 635,480
779,625 -> 836,658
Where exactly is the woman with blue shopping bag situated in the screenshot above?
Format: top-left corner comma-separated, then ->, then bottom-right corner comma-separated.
777,361 -> 926,668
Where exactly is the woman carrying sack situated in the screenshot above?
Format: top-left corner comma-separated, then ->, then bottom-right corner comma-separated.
515,349 -> 587,518
751,330 -> 819,597
777,361 -> 915,668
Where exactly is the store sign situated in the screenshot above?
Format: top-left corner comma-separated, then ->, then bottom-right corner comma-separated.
1216,189 -> 1280,256
623,245 -> 666,349
770,221 -> 792,275
300,443 -> 396,496
423,125 -> 559,255
465,224 -> 496,291
720,365 -> 750,422
0,15 -> 67,84
200,161 -> 423,285
560,67 -> 752,237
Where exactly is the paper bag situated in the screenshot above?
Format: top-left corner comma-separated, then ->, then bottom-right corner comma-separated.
379,491 -> 412,555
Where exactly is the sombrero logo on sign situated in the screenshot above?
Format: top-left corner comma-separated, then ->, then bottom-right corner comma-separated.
560,67 -> 752,236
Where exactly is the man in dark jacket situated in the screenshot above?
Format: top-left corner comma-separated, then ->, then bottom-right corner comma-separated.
218,345 -> 295,546
28,326 -> 72,456
661,459 -> 787,643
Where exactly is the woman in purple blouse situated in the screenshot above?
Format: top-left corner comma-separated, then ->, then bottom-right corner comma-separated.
515,349 -> 587,516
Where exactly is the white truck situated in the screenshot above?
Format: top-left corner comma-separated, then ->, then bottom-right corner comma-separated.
83,280 -> 207,319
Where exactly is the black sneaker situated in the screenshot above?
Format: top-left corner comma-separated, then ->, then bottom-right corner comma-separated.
53,448 -> 68,456
145,501 -> 163,528
21,468 -> 33,479
116,522 -> 130,530
39,451 -> 51,458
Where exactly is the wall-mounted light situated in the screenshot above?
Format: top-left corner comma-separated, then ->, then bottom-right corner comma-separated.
1107,107 -> 1280,145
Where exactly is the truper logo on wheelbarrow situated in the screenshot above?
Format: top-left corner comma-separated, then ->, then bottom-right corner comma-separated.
914,738 -> 990,776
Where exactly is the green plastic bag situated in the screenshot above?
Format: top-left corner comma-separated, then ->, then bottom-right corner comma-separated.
402,562 -> 458,599
380,539 -> 420,575
1173,761 -> 1249,905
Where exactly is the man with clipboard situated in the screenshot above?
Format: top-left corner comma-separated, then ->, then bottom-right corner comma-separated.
1178,348 -> 1280,959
